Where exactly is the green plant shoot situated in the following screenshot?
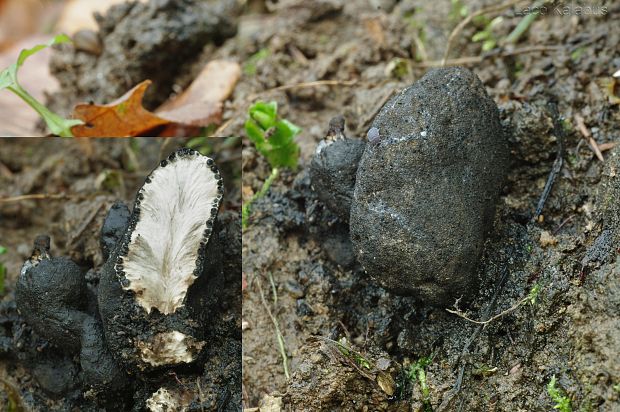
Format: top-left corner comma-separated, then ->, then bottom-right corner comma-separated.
245,101 -> 301,170
0,34 -> 83,137
547,375 -> 572,412
408,356 -> 433,411
242,101 -> 301,229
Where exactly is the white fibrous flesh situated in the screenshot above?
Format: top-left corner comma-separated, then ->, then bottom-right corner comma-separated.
146,387 -> 183,412
138,330 -> 206,367
122,153 -> 220,315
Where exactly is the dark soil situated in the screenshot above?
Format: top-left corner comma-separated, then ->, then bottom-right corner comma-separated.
238,0 -> 620,411
0,137 -> 241,411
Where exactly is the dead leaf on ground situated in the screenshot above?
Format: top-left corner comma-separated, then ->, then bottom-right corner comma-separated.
70,60 -> 241,137
71,80 -> 169,137
156,60 -> 241,136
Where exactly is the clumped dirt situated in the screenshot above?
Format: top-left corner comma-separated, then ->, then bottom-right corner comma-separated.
238,0 -> 620,410
0,138 -> 241,411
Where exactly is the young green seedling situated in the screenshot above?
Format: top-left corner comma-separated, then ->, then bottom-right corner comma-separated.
0,34 -> 83,137
408,356 -> 434,411
243,101 -> 301,228
547,375 -> 572,412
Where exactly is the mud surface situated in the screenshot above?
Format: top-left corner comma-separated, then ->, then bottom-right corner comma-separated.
238,0 -> 620,410
0,137 -> 241,411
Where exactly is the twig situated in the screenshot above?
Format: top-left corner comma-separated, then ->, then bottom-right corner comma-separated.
210,117 -> 233,137
446,295 -> 530,326
575,114 -> 604,162
0,161 -> 13,178
67,201 -> 104,247
553,215 -> 574,234
360,89 -> 396,132
599,142 -> 618,152
247,79 -> 357,100
417,45 -> 561,68
256,275 -> 290,380
437,267 -> 511,411
0,193 -> 69,203
268,271 -> 278,306
441,0 -> 525,65
534,101 -> 565,221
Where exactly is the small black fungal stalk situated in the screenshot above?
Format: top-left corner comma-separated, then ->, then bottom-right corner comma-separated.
16,148 -> 226,395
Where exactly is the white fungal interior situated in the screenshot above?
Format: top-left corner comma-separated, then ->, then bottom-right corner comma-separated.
138,330 -> 205,367
146,387 -> 182,412
122,153 -> 220,315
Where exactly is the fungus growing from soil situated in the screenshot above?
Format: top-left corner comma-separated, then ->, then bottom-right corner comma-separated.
310,67 -> 510,306
98,148 -> 224,371
16,148 -> 227,399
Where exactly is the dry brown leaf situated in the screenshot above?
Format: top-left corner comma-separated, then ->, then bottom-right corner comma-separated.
71,60 -> 240,137
71,80 -> 170,137
155,60 -> 240,135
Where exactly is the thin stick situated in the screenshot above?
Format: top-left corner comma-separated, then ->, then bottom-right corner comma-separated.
599,142 -> 618,152
256,276 -> 290,380
534,101 -> 565,220
360,89 -> 396,132
575,114 -> 604,162
441,0 -> 524,65
247,79 -> 357,100
420,45 -> 561,68
210,117 -> 233,137
268,271 -> 278,306
0,193 -> 69,203
242,167 -> 279,229
446,295 -> 529,326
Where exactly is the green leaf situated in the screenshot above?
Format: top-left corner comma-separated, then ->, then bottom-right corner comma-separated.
244,101 -> 301,170
0,246 -> 6,254
0,70 -> 11,89
472,31 -> 489,42
243,48 -> 270,76
482,39 -> 497,52
249,101 -> 278,129
0,34 -> 81,137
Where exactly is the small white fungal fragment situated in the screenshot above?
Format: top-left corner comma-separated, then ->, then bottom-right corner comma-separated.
122,152 -> 220,315
138,330 -> 206,367
146,387 -> 183,412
